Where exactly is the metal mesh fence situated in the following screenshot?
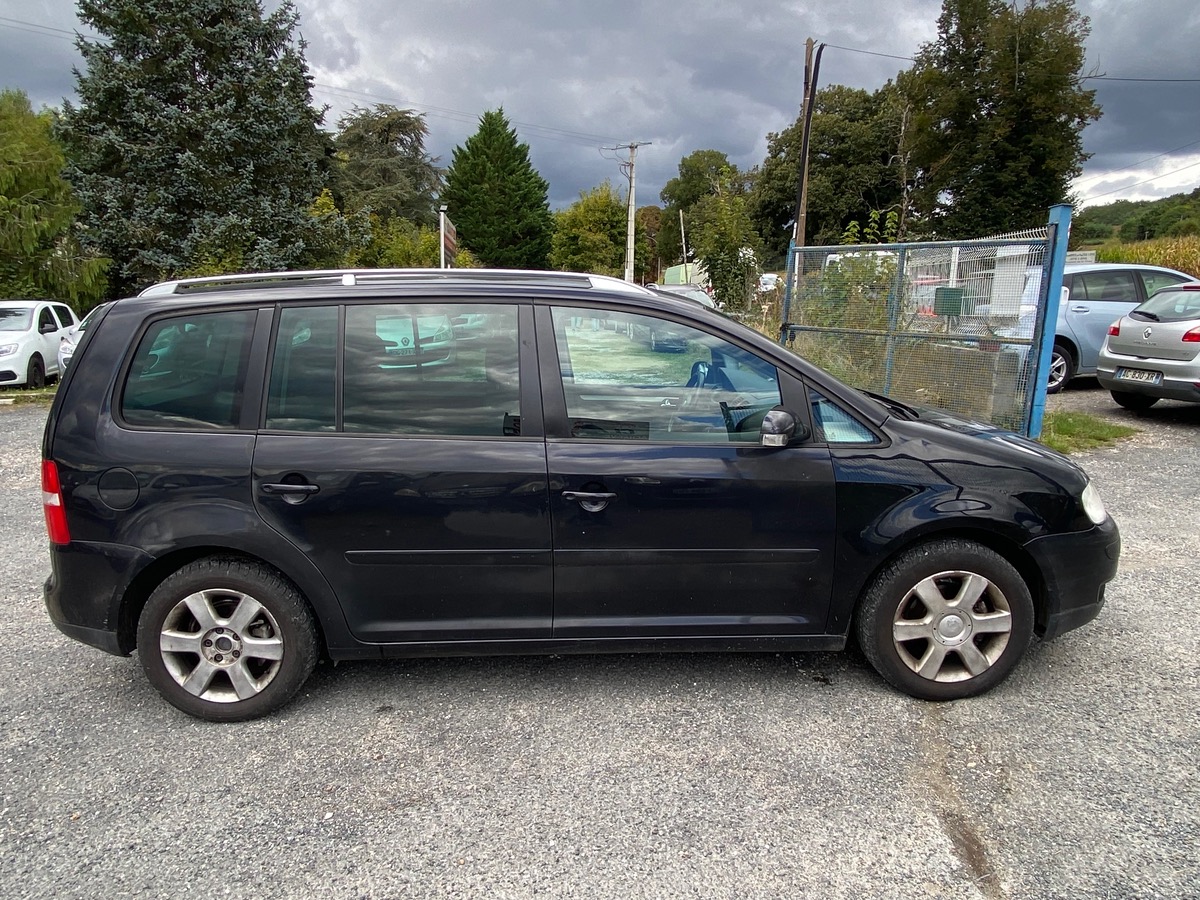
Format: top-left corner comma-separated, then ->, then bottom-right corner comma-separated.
782,229 -> 1052,433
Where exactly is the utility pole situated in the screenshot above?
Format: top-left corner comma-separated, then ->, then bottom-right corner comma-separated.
793,38 -> 826,248
614,141 -> 651,282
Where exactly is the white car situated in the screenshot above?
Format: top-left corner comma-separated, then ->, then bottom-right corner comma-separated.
0,299 -> 81,388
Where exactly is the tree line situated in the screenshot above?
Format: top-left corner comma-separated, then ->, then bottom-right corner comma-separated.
1,0 -> 1100,311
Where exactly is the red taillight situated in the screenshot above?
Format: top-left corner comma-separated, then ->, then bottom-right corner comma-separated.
1108,322 -> 1120,336
42,460 -> 70,545
1183,328 -> 1200,343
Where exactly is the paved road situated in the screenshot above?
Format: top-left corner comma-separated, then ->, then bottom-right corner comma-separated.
1,388 -> 1197,899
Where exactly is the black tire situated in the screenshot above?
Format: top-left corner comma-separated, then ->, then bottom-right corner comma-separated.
1046,342 -> 1074,394
1110,390 -> 1159,412
137,557 -> 319,721
854,538 -> 1034,701
25,355 -> 45,390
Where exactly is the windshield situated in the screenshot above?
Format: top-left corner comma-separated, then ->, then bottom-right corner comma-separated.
0,308 -> 34,332
77,303 -> 107,333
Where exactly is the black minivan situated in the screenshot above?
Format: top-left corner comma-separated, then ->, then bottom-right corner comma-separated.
43,269 -> 1120,720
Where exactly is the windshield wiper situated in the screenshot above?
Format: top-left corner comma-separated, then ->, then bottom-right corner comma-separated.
1130,310 -> 1161,321
861,389 -> 919,419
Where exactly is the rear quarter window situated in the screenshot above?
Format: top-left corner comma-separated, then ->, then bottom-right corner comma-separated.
121,310 -> 256,429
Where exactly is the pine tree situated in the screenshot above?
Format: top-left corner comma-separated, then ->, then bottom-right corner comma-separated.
57,0 -> 327,297
441,109 -> 552,269
333,104 -> 442,227
0,89 -> 107,305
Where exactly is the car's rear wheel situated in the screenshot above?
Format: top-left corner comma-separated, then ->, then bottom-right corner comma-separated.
1110,390 -> 1159,411
25,355 -> 45,389
1046,342 -> 1074,394
855,539 -> 1034,700
137,557 -> 319,721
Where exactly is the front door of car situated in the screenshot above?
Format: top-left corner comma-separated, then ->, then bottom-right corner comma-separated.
252,302 -> 553,644
537,305 -> 838,638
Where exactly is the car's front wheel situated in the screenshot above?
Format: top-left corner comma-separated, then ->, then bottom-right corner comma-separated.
1110,390 -> 1159,411
25,355 -> 45,389
855,539 -> 1034,700
137,557 -> 319,721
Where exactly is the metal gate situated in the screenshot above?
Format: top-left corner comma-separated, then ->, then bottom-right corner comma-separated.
780,206 -> 1071,436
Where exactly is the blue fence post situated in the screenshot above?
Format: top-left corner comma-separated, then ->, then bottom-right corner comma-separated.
1026,204 -> 1072,438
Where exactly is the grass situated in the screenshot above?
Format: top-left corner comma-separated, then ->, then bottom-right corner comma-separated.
1038,410 -> 1137,454
0,384 -> 58,405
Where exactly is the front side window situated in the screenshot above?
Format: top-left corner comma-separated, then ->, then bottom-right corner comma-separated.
342,304 -> 520,436
38,307 -> 56,332
552,306 -> 781,442
122,310 -> 256,429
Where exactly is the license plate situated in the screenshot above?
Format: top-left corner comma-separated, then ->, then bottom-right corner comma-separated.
393,346 -> 416,356
1116,367 -> 1162,385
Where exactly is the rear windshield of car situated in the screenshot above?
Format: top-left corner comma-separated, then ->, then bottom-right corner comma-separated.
0,308 -> 33,331
1131,288 -> 1200,322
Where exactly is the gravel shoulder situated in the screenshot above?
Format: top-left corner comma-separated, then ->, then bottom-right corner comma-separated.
1,392 -> 1196,899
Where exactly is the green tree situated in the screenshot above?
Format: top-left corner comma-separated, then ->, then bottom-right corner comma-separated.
658,150 -> 739,268
58,0 -> 327,298
0,89 -> 107,305
635,204 -> 663,282
749,84 -> 909,257
441,108 -> 552,269
549,181 -> 630,276
689,168 -> 762,310
333,104 -> 441,226
903,0 -> 1100,237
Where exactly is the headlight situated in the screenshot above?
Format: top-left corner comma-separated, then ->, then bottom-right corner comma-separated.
1081,482 -> 1108,525
0,343 -> 17,357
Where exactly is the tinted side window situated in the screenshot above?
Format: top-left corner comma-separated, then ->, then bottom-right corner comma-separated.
1076,271 -> 1137,303
342,304 -> 520,436
38,307 -> 57,332
266,306 -> 337,431
552,306 -> 781,442
122,310 -> 256,429
1140,271 -> 1188,298
52,304 -> 77,329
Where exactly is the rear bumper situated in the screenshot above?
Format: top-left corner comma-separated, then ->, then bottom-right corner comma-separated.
1098,356 -> 1200,403
1024,516 -> 1120,640
44,541 -> 153,657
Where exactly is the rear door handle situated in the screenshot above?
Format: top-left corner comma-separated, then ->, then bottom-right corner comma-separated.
562,490 -> 616,512
261,482 -> 320,504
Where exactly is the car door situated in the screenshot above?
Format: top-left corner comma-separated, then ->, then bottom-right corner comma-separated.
252,301 -> 553,645
34,304 -> 61,376
48,304 -> 78,376
1064,270 -> 1141,371
538,304 -> 838,639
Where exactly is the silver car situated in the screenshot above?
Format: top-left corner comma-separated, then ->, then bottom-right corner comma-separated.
1096,282 -> 1200,410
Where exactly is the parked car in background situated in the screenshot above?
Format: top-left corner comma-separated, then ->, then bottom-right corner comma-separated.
0,299 -> 80,388
1042,263 -> 1193,392
57,302 -> 109,376
43,269 -> 1119,721
1096,281 -> 1200,410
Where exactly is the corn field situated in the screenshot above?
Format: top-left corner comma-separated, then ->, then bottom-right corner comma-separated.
1094,237 -> 1200,277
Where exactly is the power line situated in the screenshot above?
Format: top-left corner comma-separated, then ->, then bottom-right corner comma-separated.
1080,158 -> 1200,203
820,43 -> 915,63
1084,75 -> 1200,83
1074,138 -> 1200,186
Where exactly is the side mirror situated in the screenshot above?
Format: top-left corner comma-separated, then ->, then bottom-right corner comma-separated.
760,406 -> 808,447
40,322 -> 58,334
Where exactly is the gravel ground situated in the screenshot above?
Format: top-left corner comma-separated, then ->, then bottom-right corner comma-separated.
1,386 -> 1197,899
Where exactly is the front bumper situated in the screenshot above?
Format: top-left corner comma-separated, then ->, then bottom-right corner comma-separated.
1024,516 -> 1121,640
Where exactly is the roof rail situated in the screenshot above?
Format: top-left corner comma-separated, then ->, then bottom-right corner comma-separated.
139,268 -> 653,298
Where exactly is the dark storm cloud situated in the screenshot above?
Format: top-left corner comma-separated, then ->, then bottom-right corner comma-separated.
0,0 -> 1196,209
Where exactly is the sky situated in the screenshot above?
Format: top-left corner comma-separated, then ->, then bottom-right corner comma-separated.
2,0 -> 1199,216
